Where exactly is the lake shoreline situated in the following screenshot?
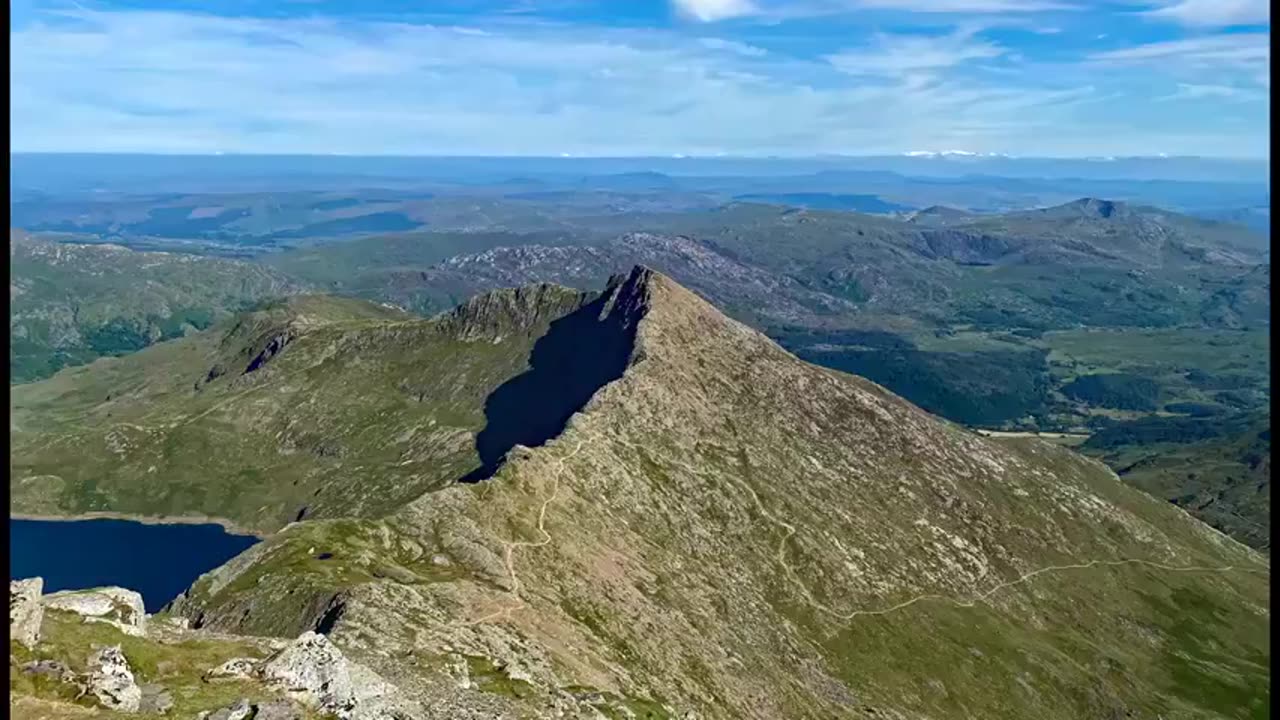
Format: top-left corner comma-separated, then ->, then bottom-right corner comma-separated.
10,511 -> 268,539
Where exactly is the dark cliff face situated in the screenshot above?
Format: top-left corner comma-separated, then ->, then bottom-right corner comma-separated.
460,267 -> 654,481
438,282 -> 593,341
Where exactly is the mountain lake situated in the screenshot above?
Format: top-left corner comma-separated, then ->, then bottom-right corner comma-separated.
9,518 -> 260,611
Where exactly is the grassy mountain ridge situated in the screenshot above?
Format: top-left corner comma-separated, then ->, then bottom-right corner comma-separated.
13,267 -> 1269,718
10,286 -> 596,532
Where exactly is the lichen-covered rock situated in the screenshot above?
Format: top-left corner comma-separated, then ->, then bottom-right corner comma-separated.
259,632 -> 406,720
260,632 -> 355,712
139,683 -> 174,715
45,587 -> 147,637
9,577 -> 44,648
86,644 -> 141,712
204,656 -> 258,681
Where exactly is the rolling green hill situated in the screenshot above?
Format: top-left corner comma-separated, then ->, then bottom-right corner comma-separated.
10,232 -> 307,383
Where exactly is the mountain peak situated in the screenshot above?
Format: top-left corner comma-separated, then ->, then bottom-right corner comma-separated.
1058,197 -> 1131,218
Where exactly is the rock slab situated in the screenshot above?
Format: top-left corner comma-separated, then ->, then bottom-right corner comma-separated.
45,587 -> 147,637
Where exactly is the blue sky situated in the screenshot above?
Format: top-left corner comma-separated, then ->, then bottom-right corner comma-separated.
9,0 -> 1270,157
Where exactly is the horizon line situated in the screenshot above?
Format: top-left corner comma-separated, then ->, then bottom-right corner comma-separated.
9,151 -> 1270,162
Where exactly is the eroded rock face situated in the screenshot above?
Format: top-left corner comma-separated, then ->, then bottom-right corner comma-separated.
10,577 -> 44,648
45,587 -> 147,637
86,644 -> 142,712
259,631 -> 404,720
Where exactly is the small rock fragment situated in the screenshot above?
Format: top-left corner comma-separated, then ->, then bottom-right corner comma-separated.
204,657 -> 258,681
253,699 -> 306,720
21,659 -> 75,683
139,683 -> 174,714
207,698 -> 253,720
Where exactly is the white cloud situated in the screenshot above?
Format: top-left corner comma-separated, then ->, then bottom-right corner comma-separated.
1143,0 -> 1269,28
826,29 -> 1004,76
671,0 -> 758,22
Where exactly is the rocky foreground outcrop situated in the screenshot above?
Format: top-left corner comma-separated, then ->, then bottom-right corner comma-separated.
9,577 -> 43,648
45,586 -> 147,636
259,631 -> 411,719
7,577 -> 347,718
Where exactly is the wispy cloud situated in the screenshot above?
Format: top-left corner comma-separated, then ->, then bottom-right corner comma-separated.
848,0 -> 1076,12
1157,82 -> 1268,102
1090,33 -> 1269,77
698,36 -> 769,56
8,3 -> 1270,158
826,29 -> 1005,76
671,0 -> 1078,22
1142,0 -> 1269,28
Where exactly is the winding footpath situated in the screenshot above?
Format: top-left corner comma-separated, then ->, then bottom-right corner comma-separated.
731,452 -> 1268,620
468,436 -> 1268,627
467,440 -> 585,627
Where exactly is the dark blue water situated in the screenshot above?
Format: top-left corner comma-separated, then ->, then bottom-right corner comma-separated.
10,519 -> 259,612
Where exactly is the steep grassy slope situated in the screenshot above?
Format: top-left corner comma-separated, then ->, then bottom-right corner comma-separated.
43,268 -> 1259,719
10,232 -> 306,383
10,288 -> 602,533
